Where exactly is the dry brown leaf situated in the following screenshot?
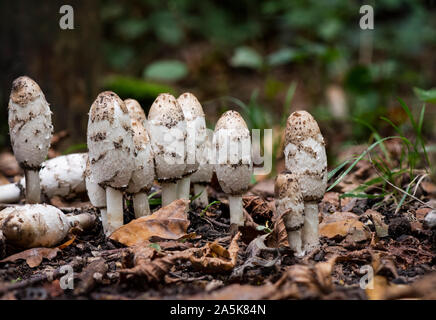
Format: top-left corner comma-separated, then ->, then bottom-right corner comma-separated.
189,232 -> 241,273
0,247 -> 60,268
110,199 -> 190,246
188,283 -> 275,300
365,209 -> 389,238
383,271 -> 436,300
243,195 -> 273,224
320,212 -> 371,242
57,235 -> 76,249
270,255 -> 338,299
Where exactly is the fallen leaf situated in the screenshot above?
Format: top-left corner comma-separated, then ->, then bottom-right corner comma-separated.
57,235 -> 76,250
421,181 -> 436,195
110,199 -> 190,246
0,247 -> 60,268
365,210 -> 389,238
74,258 -> 108,295
189,232 -> 241,273
243,196 -> 273,224
320,212 -> 371,243
383,271 -> 436,300
415,207 -> 431,221
188,283 -> 275,300
0,152 -> 20,177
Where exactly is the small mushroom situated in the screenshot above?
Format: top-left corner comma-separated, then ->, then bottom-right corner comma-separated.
274,171 -> 305,256
284,110 -> 327,253
87,91 -> 135,235
8,76 -> 53,204
0,153 -> 87,204
147,94 -> 186,206
176,92 -> 207,201
125,99 -> 155,217
0,204 -> 95,248
190,129 -> 214,207
214,110 -> 252,227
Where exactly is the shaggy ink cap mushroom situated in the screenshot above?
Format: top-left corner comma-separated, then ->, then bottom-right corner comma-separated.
87,91 -> 135,235
284,110 -> 327,253
8,76 -> 53,204
275,171 -> 305,256
176,92 -> 207,200
125,99 -> 155,217
148,93 -> 187,206
214,110 -> 252,226
0,204 -> 95,248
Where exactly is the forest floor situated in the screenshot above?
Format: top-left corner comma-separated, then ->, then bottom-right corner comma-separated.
0,141 -> 435,300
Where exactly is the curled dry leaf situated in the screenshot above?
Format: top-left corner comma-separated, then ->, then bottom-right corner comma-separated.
110,199 -> 190,246
243,195 -> 273,224
265,211 -> 288,248
270,255 -> 338,299
0,247 -> 60,268
189,232 -> 241,273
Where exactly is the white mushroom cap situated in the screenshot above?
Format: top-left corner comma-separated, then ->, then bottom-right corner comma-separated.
8,76 -> 53,169
284,111 -> 327,201
125,99 -> 155,194
214,110 -> 252,195
177,92 -> 207,176
147,93 -> 186,182
87,91 -> 135,189
0,204 -> 69,248
275,171 -> 305,230
190,128 -> 214,184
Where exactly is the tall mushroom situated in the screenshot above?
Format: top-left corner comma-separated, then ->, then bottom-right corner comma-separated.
284,110 -> 327,253
8,76 -> 53,204
176,93 -> 207,201
0,153 -> 87,204
190,128 -> 214,207
214,111 -> 252,228
125,99 -> 155,217
275,171 -> 305,256
147,94 -> 186,207
87,91 -> 135,235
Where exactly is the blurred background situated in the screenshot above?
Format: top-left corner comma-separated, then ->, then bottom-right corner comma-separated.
0,0 -> 435,175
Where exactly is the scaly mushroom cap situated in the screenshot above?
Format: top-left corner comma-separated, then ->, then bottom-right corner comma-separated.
87,91 -> 135,189
190,128 -> 214,184
177,92 -> 206,175
125,99 -> 155,193
284,110 -> 327,201
8,76 -> 53,169
275,171 -> 305,230
85,159 -> 106,208
214,110 -> 252,195
0,204 -> 69,248
147,93 -> 186,182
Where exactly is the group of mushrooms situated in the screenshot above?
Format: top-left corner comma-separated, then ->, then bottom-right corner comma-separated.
0,75 -> 328,257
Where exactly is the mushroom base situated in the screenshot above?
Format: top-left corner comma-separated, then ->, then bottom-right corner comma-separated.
106,187 -> 124,236
133,192 -> 151,218
161,182 -> 178,207
229,195 -> 244,226
287,229 -> 304,257
302,201 -> 320,252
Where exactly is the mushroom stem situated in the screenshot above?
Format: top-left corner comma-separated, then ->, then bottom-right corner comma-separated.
286,228 -> 304,257
132,192 -> 150,218
24,169 -> 41,204
66,212 -> 96,230
228,195 -> 244,226
302,202 -> 320,252
105,187 -> 124,235
193,184 -> 208,208
100,208 -> 108,233
0,183 -> 21,203
177,176 -> 191,200
161,182 -> 178,207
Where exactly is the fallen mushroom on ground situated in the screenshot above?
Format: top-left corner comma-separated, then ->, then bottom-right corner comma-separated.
190,129 -> 214,207
0,153 -> 87,204
284,110 -> 327,253
275,171 -> 305,256
147,94 -> 187,206
125,99 -> 155,217
0,204 -> 95,248
176,93 -> 207,201
87,91 -> 135,235
8,76 -> 53,204
214,110 -> 252,229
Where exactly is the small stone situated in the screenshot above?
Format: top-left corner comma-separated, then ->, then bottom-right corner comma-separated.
388,216 -> 411,239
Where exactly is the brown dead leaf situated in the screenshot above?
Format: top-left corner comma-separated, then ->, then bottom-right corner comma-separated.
57,235 -> 76,249
383,271 -> 436,300
270,255 -> 338,299
188,283 -> 275,300
320,212 -> 371,243
110,199 -> 190,246
189,232 -> 241,273
243,196 -> 273,224
265,211 -> 288,248
0,247 -> 60,268
415,207 -> 431,221
421,181 -> 436,195
365,210 -> 389,238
